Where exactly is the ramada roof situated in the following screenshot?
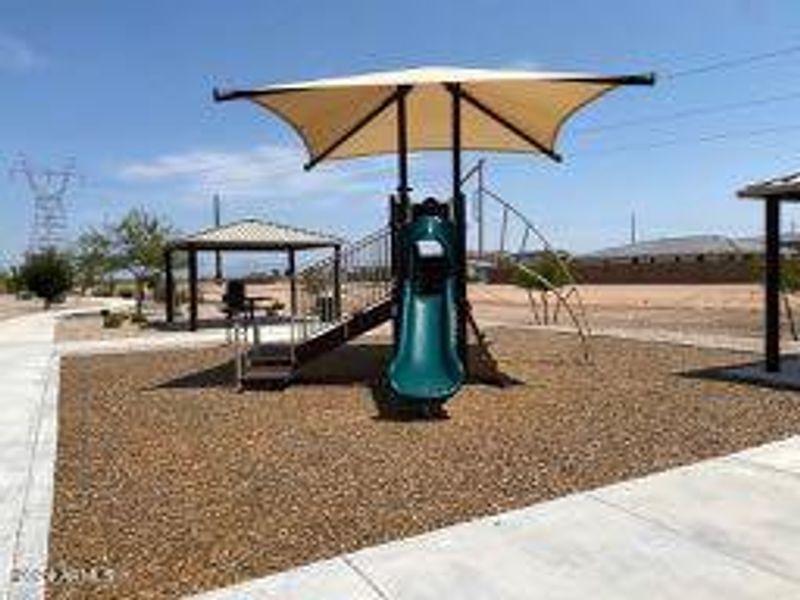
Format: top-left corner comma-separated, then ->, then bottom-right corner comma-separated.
738,171 -> 800,200
169,219 -> 344,251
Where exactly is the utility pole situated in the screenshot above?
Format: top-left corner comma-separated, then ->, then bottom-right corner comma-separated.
10,155 -> 78,254
630,210 -> 637,245
213,193 -> 223,280
477,158 -> 485,258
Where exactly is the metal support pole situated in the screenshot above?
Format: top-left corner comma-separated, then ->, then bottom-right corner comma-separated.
164,249 -> 174,323
213,194 -> 223,281
188,248 -> 198,331
288,248 -> 297,317
333,245 -> 342,320
449,83 -> 468,370
392,88 -> 412,352
389,195 -> 401,350
397,87 -> 410,204
765,198 -> 781,372
477,158 -> 485,259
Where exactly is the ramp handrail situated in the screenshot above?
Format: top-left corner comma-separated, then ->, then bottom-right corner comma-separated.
292,226 -> 393,349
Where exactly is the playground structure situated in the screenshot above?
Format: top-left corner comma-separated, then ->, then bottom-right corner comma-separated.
460,159 -> 592,359
204,163 -> 590,392
214,66 -> 654,405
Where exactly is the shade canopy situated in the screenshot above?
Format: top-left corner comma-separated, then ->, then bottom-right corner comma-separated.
738,171 -> 800,201
168,218 -> 343,251
214,66 -> 654,168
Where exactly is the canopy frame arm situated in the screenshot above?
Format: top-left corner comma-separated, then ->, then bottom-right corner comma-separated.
558,73 -> 656,86
304,85 -> 413,171
396,84 -> 412,198
453,85 -> 562,163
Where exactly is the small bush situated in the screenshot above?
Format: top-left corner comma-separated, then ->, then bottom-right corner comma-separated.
129,311 -> 148,326
101,310 -> 126,328
19,249 -> 73,308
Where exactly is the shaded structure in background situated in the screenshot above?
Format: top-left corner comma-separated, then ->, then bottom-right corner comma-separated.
575,234 -> 800,284
163,219 -> 342,331
738,171 -> 800,372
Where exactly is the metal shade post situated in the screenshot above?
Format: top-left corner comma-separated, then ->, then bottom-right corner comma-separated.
765,198 -> 781,372
188,248 -> 198,331
164,248 -> 174,323
448,83 -> 468,369
392,86 -> 412,351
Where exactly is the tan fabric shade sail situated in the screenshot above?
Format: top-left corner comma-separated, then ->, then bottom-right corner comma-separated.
214,66 -> 654,168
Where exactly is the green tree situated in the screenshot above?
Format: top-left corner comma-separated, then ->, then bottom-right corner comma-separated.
19,249 -> 73,308
112,208 -> 175,317
72,228 -> 118,294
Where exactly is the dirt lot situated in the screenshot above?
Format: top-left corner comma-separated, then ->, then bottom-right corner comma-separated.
49,328 -> 800,599
0,294 -> 105,323
56,283 -> 784,343
469,283 -> 787,339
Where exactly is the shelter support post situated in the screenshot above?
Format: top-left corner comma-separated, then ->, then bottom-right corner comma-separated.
188,248 -> 198,331
213,194 -> 223,280
164,249 -> 174,324
214,251 -> 223,281
449,83 -> 468,371
390,196 -> 401,349
333,245 -> 342,320
765,198 -> 781,372
477,158 -> 485,259
396,86 -> 411,205
392,87 -> 412,351
288,248 -> 297,317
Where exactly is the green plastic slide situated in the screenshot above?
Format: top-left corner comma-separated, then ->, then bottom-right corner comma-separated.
387,213 -> 464,403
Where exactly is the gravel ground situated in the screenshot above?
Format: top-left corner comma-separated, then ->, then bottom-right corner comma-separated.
48,328 -> 800,599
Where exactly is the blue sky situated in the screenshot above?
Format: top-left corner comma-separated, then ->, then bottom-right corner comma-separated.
3,0 -> 800,270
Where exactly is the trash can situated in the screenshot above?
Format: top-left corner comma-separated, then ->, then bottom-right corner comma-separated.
316,295 -> 335,322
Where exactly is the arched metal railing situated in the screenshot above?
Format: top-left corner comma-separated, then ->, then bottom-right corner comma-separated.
460,159 -> 593,361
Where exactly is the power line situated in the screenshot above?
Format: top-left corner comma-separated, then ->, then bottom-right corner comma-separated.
575,90 -> 800,134
575,121 -> 800,157
664,43 -> 800,80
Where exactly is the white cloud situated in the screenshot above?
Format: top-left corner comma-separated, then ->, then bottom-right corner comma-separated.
117,144 -> 399,203
503,59 -> 542,71
0,34 -> 41,71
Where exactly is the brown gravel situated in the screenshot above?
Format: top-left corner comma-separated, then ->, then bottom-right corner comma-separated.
48,328 -> 800,599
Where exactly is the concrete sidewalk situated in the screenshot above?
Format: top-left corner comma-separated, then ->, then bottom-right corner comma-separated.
0,311 -> 60,600
189,436 -> 800,600
3,305 -> 800,599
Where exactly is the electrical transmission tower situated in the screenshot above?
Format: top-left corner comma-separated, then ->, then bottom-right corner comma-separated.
10,155 -> 78,253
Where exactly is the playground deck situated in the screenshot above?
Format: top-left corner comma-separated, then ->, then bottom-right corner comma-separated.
48,327 -> 800,599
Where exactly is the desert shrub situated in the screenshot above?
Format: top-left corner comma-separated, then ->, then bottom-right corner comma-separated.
513,252 -> 574,324
19,249 -> 73,308
101,309 -> 126,328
